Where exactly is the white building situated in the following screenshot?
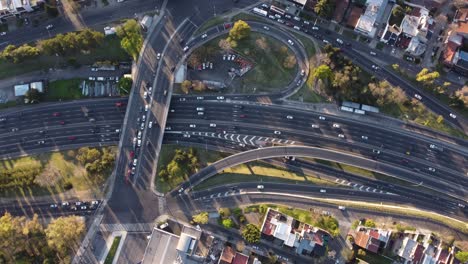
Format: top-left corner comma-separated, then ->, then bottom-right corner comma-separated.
355,0 -> 387,37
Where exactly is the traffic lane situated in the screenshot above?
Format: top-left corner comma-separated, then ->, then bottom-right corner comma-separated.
168,101 -> 467,171
165,119 -> 467,184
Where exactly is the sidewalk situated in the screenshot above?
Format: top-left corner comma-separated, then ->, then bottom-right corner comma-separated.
0,189 -> 104,206
97,231 -> 127,264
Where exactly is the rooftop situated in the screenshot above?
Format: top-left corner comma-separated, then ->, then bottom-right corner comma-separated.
142,229 -> 180,264
355,0 -> 386,36
347,6 -> 364,28
231,253 -> 249,264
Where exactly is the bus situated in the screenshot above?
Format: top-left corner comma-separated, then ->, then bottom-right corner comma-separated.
270,5 -> 285,16
252,7 -> 268,17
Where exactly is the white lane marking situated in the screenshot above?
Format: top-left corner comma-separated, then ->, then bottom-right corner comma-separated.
250,136 -> 256,145
242,135 -> 248,144
230,134 -> 234,141
236,134 -> 241,142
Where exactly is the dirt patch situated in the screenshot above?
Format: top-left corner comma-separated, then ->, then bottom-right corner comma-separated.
244,212 -> 262,226
34,163 -> 62,187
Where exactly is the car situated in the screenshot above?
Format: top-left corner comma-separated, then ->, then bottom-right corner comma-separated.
210,123 -> 216,127
59,121 -> 65,125
50,204 -> 58,209
45,24 -> 54,30
202,62 -> 206,70
293,26 -> 300,31
189,124 -> 196,128
274,131 -> 281,135
217,96 -> 225,100
261,3 -> 269,8
91,200 -> 99,205
183,46 -> 189,52
52,112 -> 60,117
277,19 -> 285,24
165,126 -> 172,130
338,206 -> 346,210
143,91 -> 148,99
263,26 -> 270,30
414,94 -> 422,100
257,185 -> 264,190
320,189 -> 326,193
201,33 -> 207,39
183,134 -> 191,138
449,113 -> 457,119
336,38 -> 343,44
370,51 -> 377,56
361,135 -> 368,140
10,127 -> 19,132
223,54 -> 226,60
268,15 -> 275,20
137,131 -> 142,139
0,32 -> 6,36
428,167 -> 436,172
209,62 -> 213,69
322,39 -> 329,44
133,159 -> 138,166
285,22 -> 293,27
231,55 -> 236,60
303,20 -> 310,25
179,97 -> 186,101
404,55 -> 415,62
142,115 -> 146,122
156,53 -> 161,60
312,26 -> 319,30
332,123 -> 340,128
68,136 -> 76,140
178,187 -> 184,193
275,14 -> 282,19
371,64 -> 379,70
284,14 -> 292,19
80,206 -> 87,210
311,124 -> 319,128
338,134 -> 345,138
159,222 -> 169,229
286,115 -> 293,120
373,149 -> 381,154
88,76 -> 96,81
287,39 -> 294,46
145,104 -> 149,112
319,116 -> 326,120
301,69 -> 305,76
148,121 -> 153,128
197,96 -> 204,100
196,107 -> 204,111
293,16 -> 301,21
140,122 -> 145,130
197,112 -> 204,115
129,151 -> 135,158
429,144 -> 436,149
75,201 -> 82,206
239,114 -> 247,118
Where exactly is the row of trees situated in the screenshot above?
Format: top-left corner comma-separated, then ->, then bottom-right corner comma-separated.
0,213 -> 85,263
0,163 -> 42,189
180,80 -> 208,94
314,0 -> 336,18
76,147 -> 115,175
38,29 -> 104,56
158,148 -> 199,182
0,28 -> 104,63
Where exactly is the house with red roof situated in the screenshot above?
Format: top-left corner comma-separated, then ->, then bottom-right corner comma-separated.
353,226 -> 392,254
442,7 -> 468,76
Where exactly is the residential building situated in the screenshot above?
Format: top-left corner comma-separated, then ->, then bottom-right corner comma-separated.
142,225 -> 202,264
13,80 -> 45,97
354,0 -> 388,37
347,6 -> 364,28
0,0 -> 36,19
218,246 -> 249,264
285,0 -> 308,9
333,0 -> 350,23
353,226 -> 392,254
260,208 -> 330,258
441,7 -> 468,76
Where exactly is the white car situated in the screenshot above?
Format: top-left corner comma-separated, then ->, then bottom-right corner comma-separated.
91,200 -> 99,205
148,121 -> 153,128
170,109 -> 175,113
429,144 -> 437,149
217,96 -> 225,100
263,26 -> 270,30
143,92 -> 148,99
50,204 -> 58,209
274,131 -> 281,135
293,16 -> 301,21
320,189 -> 326,193
336,38 -> 343,44
319,116 -> 326,120
202,63 -> 206,70
196,96 -> 204,100
303,20 -> 310,25
183,46 -> 189,52
165,126 -> 172,130
142,115 -> 146,122
179,98 -> 186,101
293,26 -> 301,31
338,134 -> 345,138
277,19 -> 285,24
148,86 -> 152,94
45,24 -> 54,30
312,26 -> 319,30
223,55 -> 226,60
201,33 -> 207,39
196,107 -> 204,111
323,39 -> 329,44
370,51 -> 377,56
156,53 -> 161,60
449,113 -> 457,119
428,167 -> 436,172
197,112 -> 204,115
332,123 -> 340,128
133,159 -> 138,166
137,139 -> 142,147
311,124 -> 319,128
301,70 -> 305,76
257,185 -> 264,190
80,206 -> 87,210
286,115 -> 293,120
371,64 -> 379,70
209,62 -> 213,69
414,94 -> 422,100
189,124 -> 196,128
140,122 -> 145,130
287,39 -> 294,46
361,135 -> 368,140
231,55 -> 236,60
0,32 -> 6,36
210,123 -> 217,127
183,134 -> 191,138
137,131 -> 142,139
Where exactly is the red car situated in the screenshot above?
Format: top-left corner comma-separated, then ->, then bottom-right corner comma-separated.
59,121 -> 65,125
115,101 -> 126,107
68,136 -> 76,140
239,114 -> 246,118
129,151 -> 135,158
52,112 -> 60,117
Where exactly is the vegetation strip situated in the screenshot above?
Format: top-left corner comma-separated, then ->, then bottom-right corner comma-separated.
104,236 -> 122,264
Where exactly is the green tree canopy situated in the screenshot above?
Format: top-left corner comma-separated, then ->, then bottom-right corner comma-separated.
364,219 -> 376,228
116,19 -> 143,61
416,68 -> 440,85
118,77 -> 133,94
45,216 -> 85,256
313,64 -> 333,81
241,224 -> 261,244
192,212 -> 209,224
222,219 -> 235,228
181,80 -> 192,94
455,251 -> 468,263
314,0 -> 336,18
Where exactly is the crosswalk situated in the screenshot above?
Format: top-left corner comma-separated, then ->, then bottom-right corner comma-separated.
335,179 -> 393,194
170,131 -> 296,147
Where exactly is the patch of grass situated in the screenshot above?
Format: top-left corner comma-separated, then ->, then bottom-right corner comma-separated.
45,78 -> 84,101
156,145 -> 229,193
194,16 -> 227,35
376,42 -> 385,50
0,35 -> 129,80
291,32 -> 316,58
231,13 -> 269,23
0,101 -> 17,109
104,236 -> 121,264
358,250 -> 394,264
0,148 -> 113,198
194,161 -> 338,190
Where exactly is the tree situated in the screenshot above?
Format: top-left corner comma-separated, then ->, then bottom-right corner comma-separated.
25,88 -> 41,103
192,212 -> 209,224
45,216 -> 85,256
455,251 -> 468,263
357,249 -> 366,257
167,160 -> 183,178
0,213 -> 26,261
392,5 -> 405,19
228,20 -> 251,42
118,77 -> 133,94
454,85 -> 468,107
116,19 -> 143,61
241,224 -> 260,244
313,64 -> 333,81
218,38 -> 233,51
181,80 -> 192,94
416,68 -> 440,85
218,208 -> 231,218
192,80 -> 207,92
283,54 -> 297,69
364,219 -> 376,228
315,215 -> 340,237
222,219 -> 235,228
314,0 -> 335,18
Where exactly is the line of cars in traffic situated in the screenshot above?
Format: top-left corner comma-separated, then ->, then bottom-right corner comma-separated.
50,200 -> 100,211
